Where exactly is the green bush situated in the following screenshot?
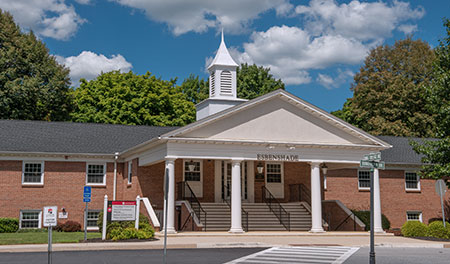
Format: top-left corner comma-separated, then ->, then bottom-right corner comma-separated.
96,212 -> 154,240
401,221 -> 428,237
427,221 -> 450,239
0,218 -> 19,233
351,210 -> 391,231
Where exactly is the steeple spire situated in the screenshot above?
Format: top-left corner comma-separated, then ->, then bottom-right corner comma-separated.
207,30 -> 238,70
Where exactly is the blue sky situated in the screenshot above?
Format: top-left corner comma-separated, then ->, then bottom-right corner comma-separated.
1,0 -> 449,112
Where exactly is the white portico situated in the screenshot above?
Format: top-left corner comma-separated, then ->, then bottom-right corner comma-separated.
126,35 -> 391,233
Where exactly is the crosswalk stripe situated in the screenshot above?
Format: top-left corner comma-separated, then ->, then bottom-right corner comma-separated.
224,246 -> 360,264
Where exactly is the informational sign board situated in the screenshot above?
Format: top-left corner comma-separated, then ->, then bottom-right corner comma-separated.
58,212 -> 68,219
107,201 -> 136,221
43,206 -> 58,227
436,179 -> 447,197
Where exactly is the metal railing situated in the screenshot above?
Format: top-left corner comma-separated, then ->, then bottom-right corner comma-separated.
289,184 -> 311,205
222,184 -> 249,232
262,186 -> 290,231
177,181 -> 207,231
334,211 -> 357,231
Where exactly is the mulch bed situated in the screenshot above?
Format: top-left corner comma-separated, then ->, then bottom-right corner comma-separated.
80,237 -> 159,243
409,236 -> 450,242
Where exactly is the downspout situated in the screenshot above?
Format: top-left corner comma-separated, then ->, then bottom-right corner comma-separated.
113,152 -> 119,201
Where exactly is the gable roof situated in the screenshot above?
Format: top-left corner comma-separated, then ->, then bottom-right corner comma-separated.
378,136 -> 432,165
0,120 -> 177,155
162,89 -> 392,149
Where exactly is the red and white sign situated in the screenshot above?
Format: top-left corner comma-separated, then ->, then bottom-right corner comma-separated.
111,201 -> 136,221
43,206 -> 58,227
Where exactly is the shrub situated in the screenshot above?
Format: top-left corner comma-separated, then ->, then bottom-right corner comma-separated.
56,221 -> 81,232
427,221 -> 450,239
97,212 -> 150,234
96,211 -> 154,240
351,210 -> 391,231
401,221 -> 428,237
0,218 -> 19,233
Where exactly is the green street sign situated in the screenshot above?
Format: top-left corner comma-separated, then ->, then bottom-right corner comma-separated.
360,160 -> 373,168
375,161 -> 385,170
366,152 -> 381,161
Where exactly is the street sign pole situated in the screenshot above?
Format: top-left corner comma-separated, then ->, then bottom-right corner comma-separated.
84,202 -> 88,241
43,206 -> 57,264
370,168 -> 375,264
48,225 -> 52,264
436,179 -> 447,227
441,193 -> 446,228
83,186 -> 92,241
163,168 -> 169,264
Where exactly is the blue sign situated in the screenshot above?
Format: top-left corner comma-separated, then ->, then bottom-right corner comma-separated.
83,197 -> 91,203
83,193 -> 91,198
83,186 -> 91,202
83,186 -> 92,194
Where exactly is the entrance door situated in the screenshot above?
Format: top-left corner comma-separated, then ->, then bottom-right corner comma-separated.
221,161 -> 249,202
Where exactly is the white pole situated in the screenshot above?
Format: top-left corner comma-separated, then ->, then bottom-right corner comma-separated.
229,159 -> 243,233
113,153 -> 119,200
102,195 -> 108,240
164,158 -> 176,233
310,162 -> 324,232
373,168 -> 384,233
135,195 -> 140,229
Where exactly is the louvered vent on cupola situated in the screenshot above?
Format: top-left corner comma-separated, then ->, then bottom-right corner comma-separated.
210,71 -> 215,96
220,70 -> 232,95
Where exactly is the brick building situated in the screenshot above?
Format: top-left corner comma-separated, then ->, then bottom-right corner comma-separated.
1,34 -> 447,233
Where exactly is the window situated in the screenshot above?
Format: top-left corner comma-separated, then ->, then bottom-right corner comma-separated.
20,210 -> 41,228
407,211 -> 422,222
87,210 -> 100,228
86,164 -> 106,185
128,162 -> 133,184
266,163 -> 282,183
405,172 -> 420,191
358,170 -> 371,189
184,160 -> 201,181
22,162 -> 44,184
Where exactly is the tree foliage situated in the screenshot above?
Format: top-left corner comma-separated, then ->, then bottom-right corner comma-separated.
333,38 -> 436,137
412,19 -> 450,183
71,71 -> 195,126
0,10 -> 73,121
180,63 -> 284,104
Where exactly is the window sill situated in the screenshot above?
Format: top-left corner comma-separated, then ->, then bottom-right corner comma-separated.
22,183 -> 44,187
127,183 -> 132,188
87,227 -> 99,231
405,189 -> 421,193
86,184 -> 106,188
358,188 -> 370,192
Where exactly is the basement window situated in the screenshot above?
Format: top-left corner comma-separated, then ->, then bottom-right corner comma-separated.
87,210 -> 101,228
407,211 -> 422,222
20,210 -> 41,228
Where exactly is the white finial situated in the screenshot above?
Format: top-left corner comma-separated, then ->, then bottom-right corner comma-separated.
221,28 -> 224,43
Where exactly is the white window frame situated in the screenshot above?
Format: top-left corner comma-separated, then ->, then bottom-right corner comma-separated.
406,211 -> 423,222
265,162 -> 283,184
86,209 -> 101,230
358,169 -> 371,190
405,171 -> 420,191
19,210 -> 42,229
183,160 -> 203,182
22,161 -> 44,185
86,163 -> 107,186
128,161 -> 133,184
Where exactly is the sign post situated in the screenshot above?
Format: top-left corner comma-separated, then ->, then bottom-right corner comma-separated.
360,152 -> 385,264
83,186 -> 92,241
43,206 -> 57,264
163,168 -> 169,264
435,179 -> 447,227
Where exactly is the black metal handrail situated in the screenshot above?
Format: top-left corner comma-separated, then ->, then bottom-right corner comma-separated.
262,186 -> 290,231
177,181 -> 207,231
222,184 -> 249,232
334,212 -> 357,231
289,184 -> 311,205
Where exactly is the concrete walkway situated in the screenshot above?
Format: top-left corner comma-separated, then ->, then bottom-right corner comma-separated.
0,232 -> 448,253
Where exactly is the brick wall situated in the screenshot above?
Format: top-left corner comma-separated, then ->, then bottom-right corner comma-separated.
324,168 -> 450,228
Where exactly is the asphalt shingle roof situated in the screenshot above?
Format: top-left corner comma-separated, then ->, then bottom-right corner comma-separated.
0,120 -> 178,154
377,135 -> 431,165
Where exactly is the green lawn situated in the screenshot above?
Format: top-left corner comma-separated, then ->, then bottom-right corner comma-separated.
0,232 -> 101,245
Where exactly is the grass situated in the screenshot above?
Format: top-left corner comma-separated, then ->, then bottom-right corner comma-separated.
0,231 -> 101,245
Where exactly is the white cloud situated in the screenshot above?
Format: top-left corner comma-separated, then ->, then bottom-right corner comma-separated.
0,0 -> 85,40
295,0 -> 424,41
317,69 -> 353,89
74,0 -> 91,4
397,24 -> 418,35
112,0 -> 292,35
55,51 -> 133,86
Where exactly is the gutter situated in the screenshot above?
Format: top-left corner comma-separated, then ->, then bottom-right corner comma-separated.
113,152 -> 119,200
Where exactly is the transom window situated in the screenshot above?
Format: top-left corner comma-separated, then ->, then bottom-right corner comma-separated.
266,163 -> 282,183
128,162 -> 133,184
20,210 -> 41,228
184,160 -> 201,181
407,211 -> 422,222
405,172 -> 420,190
23,162 -> 44,184
86,164 -> 106,184
87,210 -> 100,228
358,170 -> 371,189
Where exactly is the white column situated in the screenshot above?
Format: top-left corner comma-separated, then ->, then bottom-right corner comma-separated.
310,162 -> 324,232
373,168 -> 384,233
102,195 -> 107,240
229,159 -> 244,233
164,158 -> 176,234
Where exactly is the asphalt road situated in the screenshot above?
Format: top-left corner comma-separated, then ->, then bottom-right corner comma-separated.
1,247 -> 450,264
344,247 -> 450,264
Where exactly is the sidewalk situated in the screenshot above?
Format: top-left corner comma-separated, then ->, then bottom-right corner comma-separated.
0,232 -> 449,253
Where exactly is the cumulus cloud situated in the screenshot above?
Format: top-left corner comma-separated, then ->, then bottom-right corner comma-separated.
74,0 -> 91,4
112,0 -> 292,35
0,0 -> 86,40
55,51 -> 133,86
231,0 -> 425,86
317,69 -> 354,89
